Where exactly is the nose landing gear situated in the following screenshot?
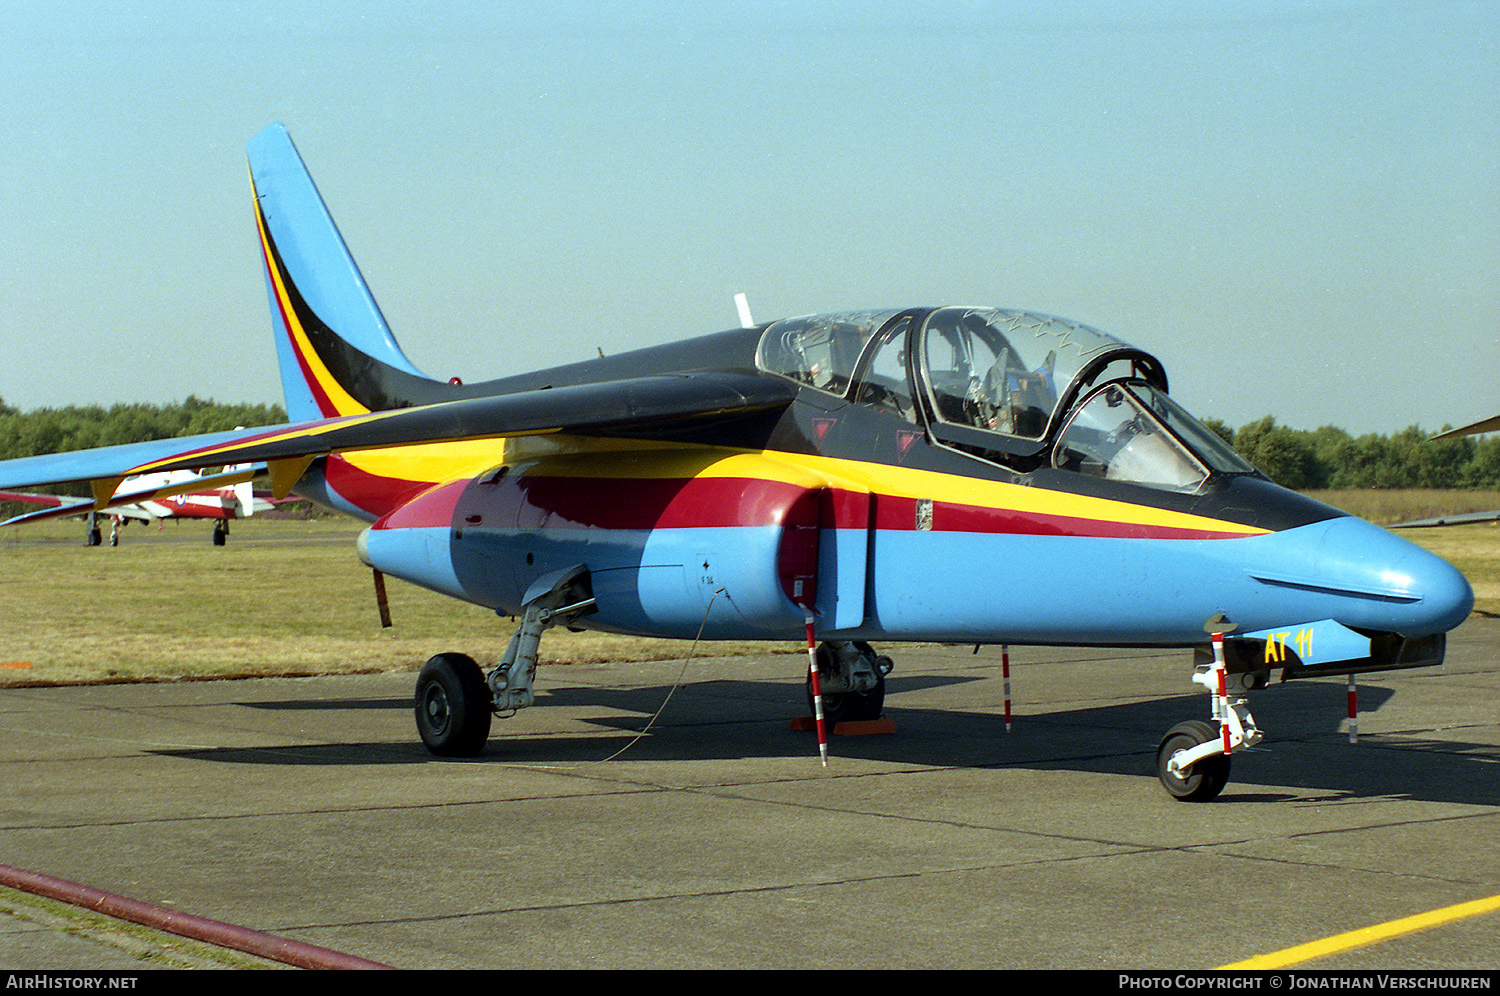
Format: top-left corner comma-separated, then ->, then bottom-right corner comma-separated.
1156,628 -> 1264,802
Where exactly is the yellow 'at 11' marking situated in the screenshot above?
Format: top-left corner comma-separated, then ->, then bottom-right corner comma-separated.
1263,627 -> 1314,663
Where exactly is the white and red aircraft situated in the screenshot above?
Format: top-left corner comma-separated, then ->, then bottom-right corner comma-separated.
0,464 -> 279,545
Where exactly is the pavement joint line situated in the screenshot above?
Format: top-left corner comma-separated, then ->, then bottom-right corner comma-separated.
1174,841 -> 1497,891
0,787 -> 668,832
270,836 -> 1448,937
265,862 -> 1116,932
0,722 -> 220,751
675,785 -> 1500,882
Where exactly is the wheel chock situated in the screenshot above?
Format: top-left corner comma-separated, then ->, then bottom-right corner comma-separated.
789,716 -> 895,736
834,717 -> 896,735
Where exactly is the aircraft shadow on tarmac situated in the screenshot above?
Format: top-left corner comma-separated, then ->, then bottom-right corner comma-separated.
148,673 -> 1500,807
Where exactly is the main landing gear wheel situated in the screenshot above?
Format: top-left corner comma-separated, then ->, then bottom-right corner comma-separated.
1156,720 -> 1231,802
415,653 -> 492,757
805,641 -> 888,726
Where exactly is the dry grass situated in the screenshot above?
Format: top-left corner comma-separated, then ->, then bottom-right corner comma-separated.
0,518 -> 789,687
1305,488 -> 1500,525
1,490 -> 1494,686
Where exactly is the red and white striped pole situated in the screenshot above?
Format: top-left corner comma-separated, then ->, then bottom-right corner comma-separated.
1212,631 -> 1231,755
1347,675 -> 1358,744
1002,644 -> 1012,732
805,613 -> 828,766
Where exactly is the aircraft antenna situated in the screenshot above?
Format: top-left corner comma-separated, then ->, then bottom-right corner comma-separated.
734,292 -> 754,328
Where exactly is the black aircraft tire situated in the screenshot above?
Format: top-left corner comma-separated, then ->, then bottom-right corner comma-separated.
414,653 -> 492,757
805,648 -> 887,726
1156,720 -> 1231,802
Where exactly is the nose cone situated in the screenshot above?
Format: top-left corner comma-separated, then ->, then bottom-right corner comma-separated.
1260,516 -> 1474,636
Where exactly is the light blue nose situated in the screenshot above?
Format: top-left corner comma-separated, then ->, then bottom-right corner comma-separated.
1254,516 -> 1475,637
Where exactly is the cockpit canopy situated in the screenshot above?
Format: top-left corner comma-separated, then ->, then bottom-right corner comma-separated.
756,306 -> 1256,492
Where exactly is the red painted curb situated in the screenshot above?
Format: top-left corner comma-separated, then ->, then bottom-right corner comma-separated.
0,863 -> 393,970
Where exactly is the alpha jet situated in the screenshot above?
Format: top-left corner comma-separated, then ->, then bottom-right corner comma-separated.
0,124 -> 1473,799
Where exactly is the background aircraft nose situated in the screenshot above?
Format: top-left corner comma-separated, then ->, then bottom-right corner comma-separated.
1310,516 -> 1474,636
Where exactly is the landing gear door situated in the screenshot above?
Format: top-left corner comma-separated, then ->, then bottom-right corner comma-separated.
821,487 -> 871,631
776,486 -> 870,631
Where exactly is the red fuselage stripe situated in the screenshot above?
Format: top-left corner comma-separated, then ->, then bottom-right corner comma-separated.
368,473 -> 1246,540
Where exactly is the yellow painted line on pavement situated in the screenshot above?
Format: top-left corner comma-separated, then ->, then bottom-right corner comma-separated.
1220,893 -> 1500,969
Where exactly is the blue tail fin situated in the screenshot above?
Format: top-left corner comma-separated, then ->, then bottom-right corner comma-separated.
248,123 -> 437,420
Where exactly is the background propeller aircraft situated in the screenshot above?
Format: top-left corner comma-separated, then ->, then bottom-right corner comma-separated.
0,124 -> 1475,799
1,464 -> 275,545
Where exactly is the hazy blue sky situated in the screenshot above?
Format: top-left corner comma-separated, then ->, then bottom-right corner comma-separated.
2,1 -> 1495,435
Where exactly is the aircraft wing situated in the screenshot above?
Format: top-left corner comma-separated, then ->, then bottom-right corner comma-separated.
0,502 -> 161,528
1390,509 -> 1500,529
0,371 -> 795,503
1431,415 -> 1500,440
0,490 -> 70,508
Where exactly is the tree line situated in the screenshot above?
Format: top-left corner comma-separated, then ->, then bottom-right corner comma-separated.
0,396 -> 1495,492
1202,416 -> 1499,490
0,397 -> 286,506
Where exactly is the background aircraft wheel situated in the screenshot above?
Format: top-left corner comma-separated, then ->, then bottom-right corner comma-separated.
1156,720 -> 1230,802
414,653 -> 492,757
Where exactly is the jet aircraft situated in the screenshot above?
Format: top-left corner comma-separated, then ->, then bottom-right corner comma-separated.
1,465 -> 277,545
0,124 -> 1475,800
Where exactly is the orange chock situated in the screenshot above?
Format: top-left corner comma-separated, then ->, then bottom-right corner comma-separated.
789,715 -> 895,736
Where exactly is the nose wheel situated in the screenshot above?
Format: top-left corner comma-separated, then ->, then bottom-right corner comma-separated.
1156,720 -> 1232,801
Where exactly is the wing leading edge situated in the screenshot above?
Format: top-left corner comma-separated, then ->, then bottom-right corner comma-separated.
1431,416 -> 1500,440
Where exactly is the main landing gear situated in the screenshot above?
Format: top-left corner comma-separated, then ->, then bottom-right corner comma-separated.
413,566 -> 596,757
1155,631 -> 1264,802
804,640 -> 892,726
409,564 -> 897,757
